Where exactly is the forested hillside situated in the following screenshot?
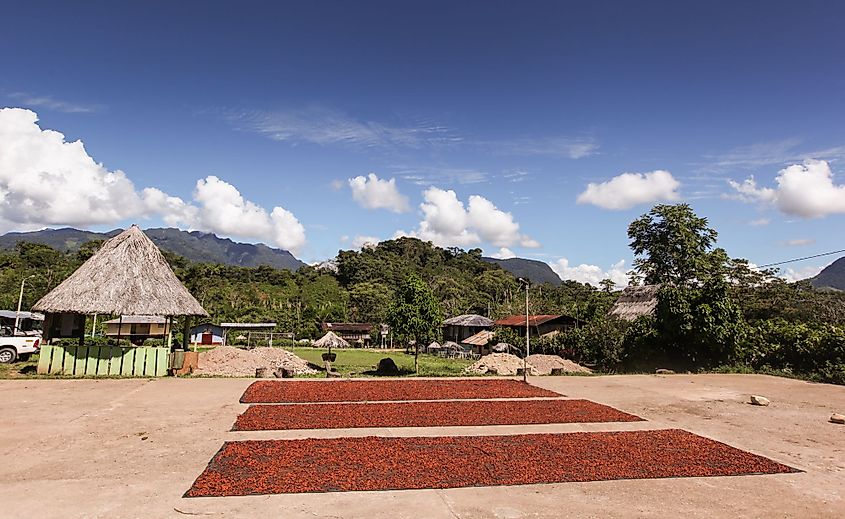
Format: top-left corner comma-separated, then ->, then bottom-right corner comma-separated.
0,237 -> 615,339
811,257 -> 845,291
2,204 -> 843,384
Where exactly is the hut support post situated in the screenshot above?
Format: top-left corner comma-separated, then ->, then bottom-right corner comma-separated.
117,315 -> 123,347
183,316 -> 191,351
78,315 -> 85,347
167,316 -> 173,349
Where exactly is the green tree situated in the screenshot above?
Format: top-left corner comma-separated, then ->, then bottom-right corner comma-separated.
628,204 -> 719,286
348,282 -> 393,323
386,274 -> 443,373
599,278 -> 615,293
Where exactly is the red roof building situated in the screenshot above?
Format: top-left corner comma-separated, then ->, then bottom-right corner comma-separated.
494,314 -> 582,337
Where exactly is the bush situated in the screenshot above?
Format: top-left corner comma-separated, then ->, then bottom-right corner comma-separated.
735,319 -> 845,384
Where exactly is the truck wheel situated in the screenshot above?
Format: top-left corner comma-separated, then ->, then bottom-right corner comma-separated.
0,347 -> 17,364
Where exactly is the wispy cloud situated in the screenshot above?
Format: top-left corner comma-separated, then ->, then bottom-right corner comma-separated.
485,136 -> 599,159
783,238 -> 815,247
220,105 -> 597,160
392,165 -> 490,186
701,138 -> 845,172
6,92 -> 103,113
501,169 -> 531,183
223,107 -> 458,149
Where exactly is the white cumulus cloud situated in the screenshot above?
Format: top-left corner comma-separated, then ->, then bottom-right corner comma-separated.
148,176 -> 307,253
728,160 -> 845,218
0,108 -> 306,252
351,235 -> 380,249
551,258 -> 629,287
781,265 -> 823,283
404,187 -> 538,249
0,107 -> 149,228
348,173 -> 410,213
490,247 -> 516,259
577,170 -> 681,210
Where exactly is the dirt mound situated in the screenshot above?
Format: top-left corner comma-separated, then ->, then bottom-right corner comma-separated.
464,353 -> 539,376
195,346 -> 317,377
526,354 -> 592,375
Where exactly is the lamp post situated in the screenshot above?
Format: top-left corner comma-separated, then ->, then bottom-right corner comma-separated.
14,275 -> 35,334
518,278 -> 530,382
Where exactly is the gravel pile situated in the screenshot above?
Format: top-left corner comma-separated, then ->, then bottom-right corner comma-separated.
464,353 -> 539,376
195,346 -> 317,377
526,354 -> 592,375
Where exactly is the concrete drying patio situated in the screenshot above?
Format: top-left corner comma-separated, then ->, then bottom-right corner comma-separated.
1,374 -> 842,518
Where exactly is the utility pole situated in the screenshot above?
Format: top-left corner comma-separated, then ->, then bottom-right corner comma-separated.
14,275 -> 35,334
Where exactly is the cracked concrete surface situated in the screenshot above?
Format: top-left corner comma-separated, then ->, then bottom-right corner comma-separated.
1,374 -> 842,518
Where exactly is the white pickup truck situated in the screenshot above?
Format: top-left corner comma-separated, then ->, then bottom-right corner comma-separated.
0,331 -> 40,363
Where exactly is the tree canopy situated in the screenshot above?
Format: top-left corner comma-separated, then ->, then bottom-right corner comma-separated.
628,203 -> 719,286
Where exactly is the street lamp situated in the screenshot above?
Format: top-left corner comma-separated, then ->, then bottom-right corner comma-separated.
14,274 -> 36,334
518,278 -> 530,383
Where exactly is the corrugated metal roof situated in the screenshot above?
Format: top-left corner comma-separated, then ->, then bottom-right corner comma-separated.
0,310 -> 44,320
495,314 -> 564,327
442,314 -> 494,327
462,329 -> 495,346
220,322 -> 277,329
321,322 -> 373,332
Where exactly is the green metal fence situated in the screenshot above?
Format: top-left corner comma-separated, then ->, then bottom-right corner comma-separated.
36,344 -> 170,377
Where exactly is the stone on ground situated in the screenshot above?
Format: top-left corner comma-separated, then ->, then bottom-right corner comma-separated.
376,357 -> 400,375
750,395 -> 771,406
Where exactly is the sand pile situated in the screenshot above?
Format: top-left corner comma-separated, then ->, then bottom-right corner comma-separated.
526,354 -> 592,375
195,346 -> 317,377
464,353 -> 539,376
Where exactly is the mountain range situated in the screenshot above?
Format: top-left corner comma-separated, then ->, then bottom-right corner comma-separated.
0,227 -> 306,271
7,226 -> 835,290
0,227 -> 568,285
482,257 -> 562,286
811,257 -> 845,291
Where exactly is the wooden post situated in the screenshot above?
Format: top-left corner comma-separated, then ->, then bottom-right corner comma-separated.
167,316 -> 173,349
78,314 -> 85,347
117,315 -> 123,347
182,316 -> 191,351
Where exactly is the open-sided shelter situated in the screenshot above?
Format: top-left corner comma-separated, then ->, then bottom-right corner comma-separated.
442,314 -> 494,343
32,225 -> 208,376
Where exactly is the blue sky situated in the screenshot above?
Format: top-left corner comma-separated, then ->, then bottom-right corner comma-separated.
2,1 -> 844,284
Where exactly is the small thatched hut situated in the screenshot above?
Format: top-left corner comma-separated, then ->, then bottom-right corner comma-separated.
608,285 -> 659,321
33,225 -> 208,342
313,331 -> 350,350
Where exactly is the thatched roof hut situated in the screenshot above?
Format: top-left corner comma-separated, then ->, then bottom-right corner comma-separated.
313,331 -> 350,349
32,225 -> 207,317
608,285 -> 659,321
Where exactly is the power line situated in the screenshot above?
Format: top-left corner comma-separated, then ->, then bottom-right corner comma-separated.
758,248 -> 845,269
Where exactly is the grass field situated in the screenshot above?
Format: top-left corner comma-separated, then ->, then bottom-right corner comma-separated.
0,347 -> 474,379
289,347 -> 475,377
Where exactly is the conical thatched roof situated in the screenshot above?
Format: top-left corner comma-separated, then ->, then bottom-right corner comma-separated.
313,331 -> 349,349
608,285 -> 659,321
32,225 -> 208,317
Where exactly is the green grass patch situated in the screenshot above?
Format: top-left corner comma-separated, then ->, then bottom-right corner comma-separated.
289,347 -> 474,377
0,354 -> 39,379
